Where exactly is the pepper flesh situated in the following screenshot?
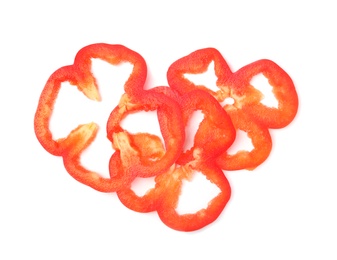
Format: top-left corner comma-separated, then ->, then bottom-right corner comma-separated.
116,140 -> 232,232
148,87 -> 236,164
156,162 -> 231,232
34,43 -> 147,157
115,89 -> 234,231
216,110 -> 272,170
34,44 -> 184,192
34,43 -> 298,231
107,90 -> 185,179
167,48 -> 298,170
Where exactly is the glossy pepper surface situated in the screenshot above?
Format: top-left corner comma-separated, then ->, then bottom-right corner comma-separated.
34,44 -> 184,192
34,43 -> 298,231
167,48 -> 298,170
116,89 -> 235,231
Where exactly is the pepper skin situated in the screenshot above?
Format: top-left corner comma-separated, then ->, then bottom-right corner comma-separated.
115,89 -> 234,231
34,43 -> 147,156
167,48 -> 298,170
106,90 -> 185,179
34,43 -> 151,191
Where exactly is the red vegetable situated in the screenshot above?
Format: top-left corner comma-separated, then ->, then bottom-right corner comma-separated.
34,43 -> 147,157
35,43 -> 298,231
216,110 -> 272,170
157,162 -> 231,232
116,89 -> 234,231
175,88 -> 236,165
107,90 -> 185,179
167,48 -> 298,170
34,44 -> 184,192
116,142 -> 232,232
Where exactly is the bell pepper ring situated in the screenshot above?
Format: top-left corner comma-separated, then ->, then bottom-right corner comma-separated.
61,123 -> 133,192
229,58 -> 298,129
167,48 -> 232,101
34,43 -> 147,156
34,43 -> 299,231
116,157 -> 231,232
215,109 -> 272,171
167,47 -> 298,170
107,89 -> 185,179
34,43 -> 150,191
115,89 -> 234,231
149,87 -> 236,164
156,161 -> 231,232
177,89 -> 236,165
115,133 -> 169,213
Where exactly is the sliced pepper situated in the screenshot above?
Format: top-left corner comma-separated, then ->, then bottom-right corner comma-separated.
61,123 -> 133,192
228,58 -> 299,129
167,48 -> 298,170
107,89 -> 185,179
215,109 -> 272,170
116,154 -> 231,232
35,43 -> 298,231
115,89 -> 234,231
161,88 -> 236,165
34,43 -> 151,191
156,161 -> 231,232
34,43 -> 147,156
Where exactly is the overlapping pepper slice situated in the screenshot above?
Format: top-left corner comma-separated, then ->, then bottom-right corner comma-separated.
34,43 -> 147,156
115,89 -> 234,231
156,162 -> 231,232
34,43 -> 169,192
107,90 -> 184,179
117,157 -> 231,232
216,110 -> 272,170
61,122 -> 130,192
228,59 -> 298,128
167,48 -> 298,170
145,86 -> 236,163
35,43 -> 298,231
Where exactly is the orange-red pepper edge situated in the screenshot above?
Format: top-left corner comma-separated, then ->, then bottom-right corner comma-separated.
34,44 -> 298,231
167,47 -> 298,170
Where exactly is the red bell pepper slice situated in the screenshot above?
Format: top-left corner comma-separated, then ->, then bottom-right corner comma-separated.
115,132 -> 168,213
146,86 -> 236,164
34,43 -> 157,192
215,109 -> 272,170
167,48 -> 298,170
177,89 -> 236,165
115,89 -> 234,231
34,43 -> 147,156
229,59 -> 299,128
107,90 -> 185,179
34,43 -> 299,231
61,123 -> 133,192
116,158 -> 231,231
167,48 -> 232,100
63,130 -> 166,192
156,161 -> 231,232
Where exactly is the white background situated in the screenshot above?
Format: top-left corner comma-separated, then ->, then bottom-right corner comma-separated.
1,1 -> 336,259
